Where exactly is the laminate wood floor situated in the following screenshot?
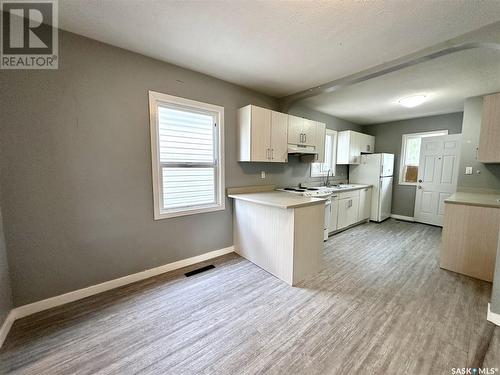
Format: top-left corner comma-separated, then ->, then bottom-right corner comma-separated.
1,219 -> 499,374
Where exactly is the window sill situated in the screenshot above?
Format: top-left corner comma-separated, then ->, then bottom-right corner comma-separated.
154,203 -> 225,220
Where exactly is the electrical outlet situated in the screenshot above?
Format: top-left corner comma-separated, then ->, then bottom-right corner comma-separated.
260,171 -> 266,179
465,167 -> 473,175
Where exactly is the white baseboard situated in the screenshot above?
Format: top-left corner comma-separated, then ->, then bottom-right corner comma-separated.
391,214 -> 415,222
487,303 -> 500,326
0,310 -> 16,348
0,245 -> 234,348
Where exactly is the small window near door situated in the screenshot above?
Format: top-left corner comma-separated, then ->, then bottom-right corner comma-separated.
149,91 -> 225,219
399,130 -> 448,185
311,129 -> 337,177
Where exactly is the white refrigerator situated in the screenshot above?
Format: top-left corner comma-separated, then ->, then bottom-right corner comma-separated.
349,153 -> 394,222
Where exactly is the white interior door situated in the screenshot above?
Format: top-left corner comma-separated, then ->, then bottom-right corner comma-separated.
414,134 -> 462,226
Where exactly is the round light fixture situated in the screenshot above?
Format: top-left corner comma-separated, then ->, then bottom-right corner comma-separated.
398,95 -> 427,108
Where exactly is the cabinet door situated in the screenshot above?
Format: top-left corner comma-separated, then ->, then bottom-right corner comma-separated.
302,119 -> 317,146
478,93 -> 500,162
336,131 -> 350,164
329,196 -> 339,232
250,106 -> 271,161
349,196 -> 360,225
315,122 -> 326,163
350,132 -> 361,164
358,187 -> 372,221
288,115 -> 303,144
359,133 -> 375,154
270,111 -> 288,162
338,197 -> 360,229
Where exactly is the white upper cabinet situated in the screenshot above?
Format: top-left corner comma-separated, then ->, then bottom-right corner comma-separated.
270,110 -> 289,162
337,130 -> 375,164
238,105 -> 288,163
358,133 -> 375,154
238,105 -> 326,163
288,115 -> 317,146
314,122 -> 326,163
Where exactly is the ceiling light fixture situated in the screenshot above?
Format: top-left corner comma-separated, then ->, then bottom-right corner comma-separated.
398,95 -> 427,108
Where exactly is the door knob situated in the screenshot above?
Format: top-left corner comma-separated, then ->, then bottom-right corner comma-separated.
418,179 -> 422,183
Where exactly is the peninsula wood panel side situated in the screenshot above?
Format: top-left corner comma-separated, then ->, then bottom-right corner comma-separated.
233,200 -> 294,284
440,203 -> 500,282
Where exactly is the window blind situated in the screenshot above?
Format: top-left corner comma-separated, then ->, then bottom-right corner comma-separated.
158,105 -> 217,210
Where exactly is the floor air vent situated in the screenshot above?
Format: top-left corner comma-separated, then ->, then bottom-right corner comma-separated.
184,264 -> 215,277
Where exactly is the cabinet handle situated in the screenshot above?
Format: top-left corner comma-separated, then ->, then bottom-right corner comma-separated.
300,133 -> 304,143
266,148 -> 270,159
271,148 -> 274,159
304,134 -> 307,143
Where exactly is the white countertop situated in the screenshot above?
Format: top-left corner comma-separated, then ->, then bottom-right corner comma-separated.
228,191 -> 326,209
445,192 -> 500,209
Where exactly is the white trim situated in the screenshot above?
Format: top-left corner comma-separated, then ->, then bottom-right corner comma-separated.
488,303 -> 500,326
0,246 -> 234,348
399,129 -> 448,185
391,214 -> 415,222
148,90 -> 225,220
0,310 -> 16,348
311,129 -> 337,178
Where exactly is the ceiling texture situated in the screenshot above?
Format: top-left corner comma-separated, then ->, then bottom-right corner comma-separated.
59,1 -> 500,124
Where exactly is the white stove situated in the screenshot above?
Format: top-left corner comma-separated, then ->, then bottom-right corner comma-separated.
277,187 -> 336,241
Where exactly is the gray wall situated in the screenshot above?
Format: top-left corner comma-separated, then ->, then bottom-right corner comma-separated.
0,31 -> 360,305
364,113 -> 464,217
457,97 -> 500,193
0,200 -> 12,325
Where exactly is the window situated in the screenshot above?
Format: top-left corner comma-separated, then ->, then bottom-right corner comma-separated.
399,130 -> 448,185
149,91 -> 225,219
311,129 -> 337,177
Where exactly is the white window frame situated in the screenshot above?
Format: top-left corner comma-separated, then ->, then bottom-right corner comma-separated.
399,129 -> 448,186
149,91 -> 225,219
311,129 -> 337,177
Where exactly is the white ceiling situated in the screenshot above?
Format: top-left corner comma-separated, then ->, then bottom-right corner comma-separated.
300,46 -> 500,124
59,1 -> 500,98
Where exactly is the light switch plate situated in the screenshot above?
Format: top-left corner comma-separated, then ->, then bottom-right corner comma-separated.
465,167 -> 473,175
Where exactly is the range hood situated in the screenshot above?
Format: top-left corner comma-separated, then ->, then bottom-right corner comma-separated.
287,144 -> 318,155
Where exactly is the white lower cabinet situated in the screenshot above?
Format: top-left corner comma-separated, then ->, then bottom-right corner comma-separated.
329,187 -> 372,234
358,187 -> 372,221
337,192 -> 360,230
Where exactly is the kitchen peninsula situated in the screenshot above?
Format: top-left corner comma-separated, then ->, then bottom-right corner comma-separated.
228,189 -> 325,285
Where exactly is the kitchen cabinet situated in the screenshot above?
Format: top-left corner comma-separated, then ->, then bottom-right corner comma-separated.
478,92 -> 500,163
337,190 -> 360,230
288,115 -> 317,146
237,105 -> 288,162
358,133 -> 375,154
358,187 -> 372,221
441,194 -> 500,282
314,122 -> 326,163
337,130 -> 375,164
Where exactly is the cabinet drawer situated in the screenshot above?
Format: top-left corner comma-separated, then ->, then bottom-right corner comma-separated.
338,190 -> 360,200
